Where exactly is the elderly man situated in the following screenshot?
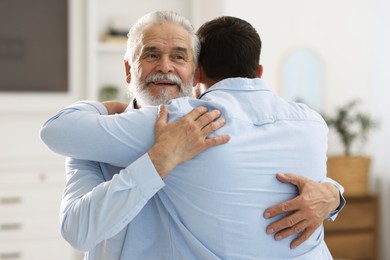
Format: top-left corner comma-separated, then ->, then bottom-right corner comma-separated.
41,11 -> 344,259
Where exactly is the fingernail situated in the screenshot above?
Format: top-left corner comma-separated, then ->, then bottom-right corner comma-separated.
264,212 -> 271,219
267,228 -> 274,234
275,235 -> 282,240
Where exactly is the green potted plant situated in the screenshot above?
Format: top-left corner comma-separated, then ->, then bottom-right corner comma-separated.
322,100 -> 378,196
99,85 -> 119,101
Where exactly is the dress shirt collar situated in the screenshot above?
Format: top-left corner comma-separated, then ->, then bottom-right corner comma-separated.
198,77 -> 271,99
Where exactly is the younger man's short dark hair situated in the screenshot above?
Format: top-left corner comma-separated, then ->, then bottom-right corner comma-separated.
196,16 -> 262,82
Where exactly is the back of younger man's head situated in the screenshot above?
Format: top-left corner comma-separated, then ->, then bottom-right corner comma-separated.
196,16 -> 261,82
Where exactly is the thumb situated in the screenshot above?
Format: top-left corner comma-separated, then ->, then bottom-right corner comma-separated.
156,104 -> 168,129
276,173 -> 306,190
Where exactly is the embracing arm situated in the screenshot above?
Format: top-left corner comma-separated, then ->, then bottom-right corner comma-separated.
40,100 -> 154,167
264,173 -> 345,249
61,156 -> 164,251
40,101 -> 228,168
60,105 -> 230,250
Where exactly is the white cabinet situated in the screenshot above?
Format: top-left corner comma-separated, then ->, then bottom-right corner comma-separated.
0,168 -> 82,260
0,240 -> 78,260
85,0 -> 193,101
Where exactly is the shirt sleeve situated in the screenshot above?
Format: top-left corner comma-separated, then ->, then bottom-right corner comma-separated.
40,101 -> 158,167
319,177 -> 346,221
61,153 -> 164,251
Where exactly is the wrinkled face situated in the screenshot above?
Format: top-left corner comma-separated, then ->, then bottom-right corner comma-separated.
130,22 -> 195,106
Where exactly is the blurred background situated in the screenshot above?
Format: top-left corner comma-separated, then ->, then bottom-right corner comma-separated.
0,0 -> 389,259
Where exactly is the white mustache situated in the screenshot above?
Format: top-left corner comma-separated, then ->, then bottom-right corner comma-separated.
145,73 -> 182,86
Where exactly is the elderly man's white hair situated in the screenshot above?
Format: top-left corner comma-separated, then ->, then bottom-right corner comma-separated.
124,11 -> 200,67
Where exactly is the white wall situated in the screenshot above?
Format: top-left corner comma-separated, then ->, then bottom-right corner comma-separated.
372,1 -> 390,259
194,0 -> 373,110
192,1 -> 389,259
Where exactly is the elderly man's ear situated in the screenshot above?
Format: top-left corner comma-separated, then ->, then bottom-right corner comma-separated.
124,60 -> 131,84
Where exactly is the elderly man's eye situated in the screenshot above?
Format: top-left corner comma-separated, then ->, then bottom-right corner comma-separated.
171,54 -> 186,62
141,52 -> 159,60
148,53 -> 158,59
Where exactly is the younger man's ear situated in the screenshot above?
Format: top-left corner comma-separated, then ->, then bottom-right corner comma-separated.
124,60 -> 131,83
257,65 -> 263,78
193,65 -> 202,86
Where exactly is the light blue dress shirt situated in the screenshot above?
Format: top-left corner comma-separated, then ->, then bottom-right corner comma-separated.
41,78 -> 343,259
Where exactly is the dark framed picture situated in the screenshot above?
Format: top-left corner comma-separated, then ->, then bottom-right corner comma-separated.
0,0 -> 68,92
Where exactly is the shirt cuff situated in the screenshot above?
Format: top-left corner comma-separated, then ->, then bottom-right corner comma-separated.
320,177 -> 346,221
123,153 -> 165,199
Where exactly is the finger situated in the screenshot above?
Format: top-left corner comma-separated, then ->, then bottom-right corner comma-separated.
155,104 -> 168,129
264,196 -> 301,219
184,106 -> 208,121
204,134 -> 231,148
290,226 -> 315,249
273,219 -> 308,241
266,211 -> 304,234
201,117 -> 226,137
276,173 -> 306,188
196,109 -> 222,129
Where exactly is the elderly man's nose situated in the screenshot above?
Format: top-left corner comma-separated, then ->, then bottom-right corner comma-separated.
157,56 -> 173,73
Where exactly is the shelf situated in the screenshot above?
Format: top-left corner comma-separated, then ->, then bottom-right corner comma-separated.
97,42 -> 126,53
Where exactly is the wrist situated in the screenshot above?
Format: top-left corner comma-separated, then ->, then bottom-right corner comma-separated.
323,182 -> 341,211
148,145 -> 174,179
102,101 -> 128,114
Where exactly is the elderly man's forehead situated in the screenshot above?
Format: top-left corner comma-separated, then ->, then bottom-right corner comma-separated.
140,22 -> 193,47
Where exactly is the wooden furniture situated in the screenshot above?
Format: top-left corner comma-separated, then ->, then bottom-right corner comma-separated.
324,195 -> 378,260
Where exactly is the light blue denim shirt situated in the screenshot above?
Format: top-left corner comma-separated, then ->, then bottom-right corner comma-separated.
41,78 -> 344,259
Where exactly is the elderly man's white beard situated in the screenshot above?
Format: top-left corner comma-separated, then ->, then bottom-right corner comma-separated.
128,72 -> 193,107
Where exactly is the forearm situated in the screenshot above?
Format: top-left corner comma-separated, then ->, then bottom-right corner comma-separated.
61,155 -> 164,251
40,101 -> 157,167
40,100 -> 110,159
